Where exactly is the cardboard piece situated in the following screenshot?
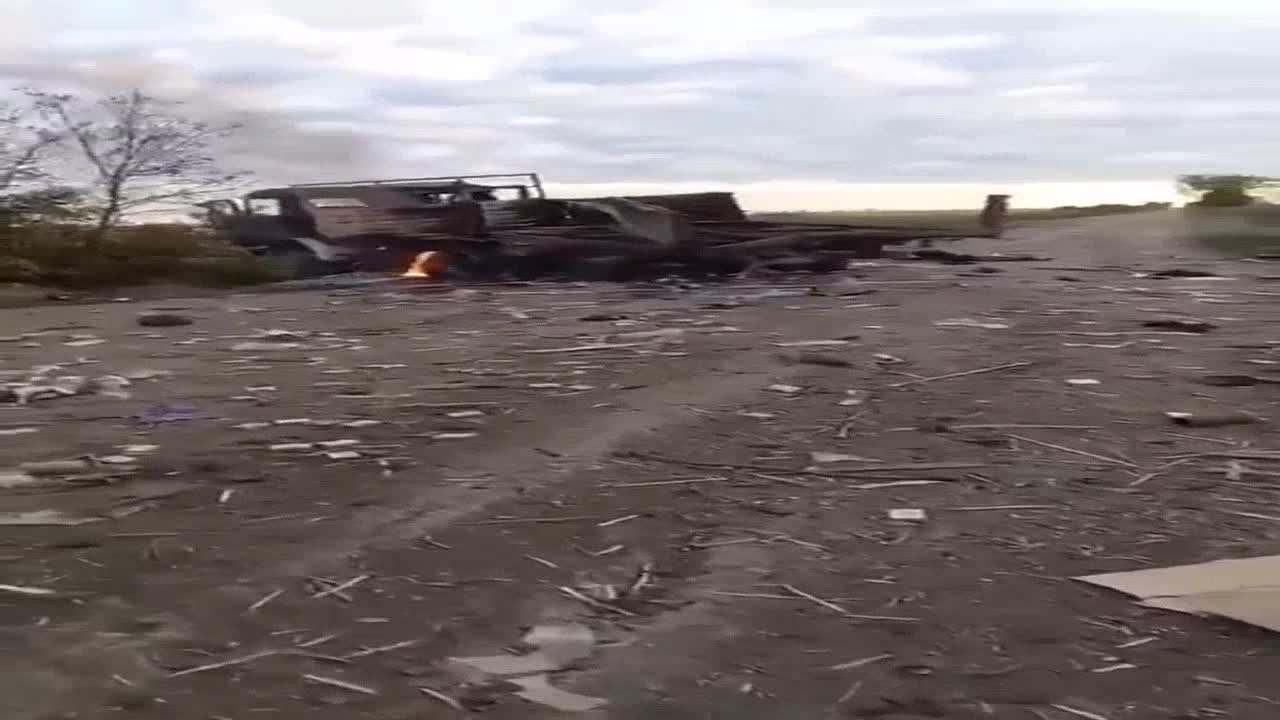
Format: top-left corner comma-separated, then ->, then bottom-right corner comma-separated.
1077,554 -> 1280,633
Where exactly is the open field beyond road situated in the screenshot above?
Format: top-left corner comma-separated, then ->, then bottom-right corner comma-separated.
1,212 -> 1279,719
751,205 -> 1167,230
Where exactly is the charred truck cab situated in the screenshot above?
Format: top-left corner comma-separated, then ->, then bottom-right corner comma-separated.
200,173 -> 553,277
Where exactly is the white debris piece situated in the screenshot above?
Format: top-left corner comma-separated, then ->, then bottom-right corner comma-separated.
810,452 -> 881,464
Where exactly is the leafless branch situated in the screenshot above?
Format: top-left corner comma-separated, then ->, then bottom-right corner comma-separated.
28,89 -> 247,241
0,100 -> 60,192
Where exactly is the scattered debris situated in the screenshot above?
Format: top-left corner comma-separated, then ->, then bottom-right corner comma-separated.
0,470 -> 41,488
247,589 -> 284,613
840,390 -> 869,407
780,584 -> 920,622
557,586 -> 638,617
510,674 -> 607,713
934,318 -> 1010,330
303,674 -> 379,696
1050,704 -> 1112,720
889,361 -> 1032,389
1006,434 -> 1138,468
434,432 -> 479,441
449,652 -> 563,678
168,650 -> 279,678
829,654 -> 894,671
448,622 -> 598,709
521,624 -> 597,666
418,686 -> 465,711
810,452 -> 881,464
598,513 -> 641,527
0,583 -> 60,597
1077,554 -> 1280,633
774,340 -> 852,348
0,510 -> 100,526
0,426 -> 39,436
63,337 -> 105,347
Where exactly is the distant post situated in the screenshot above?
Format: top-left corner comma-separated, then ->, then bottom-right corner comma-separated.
979,194 -> 1011,238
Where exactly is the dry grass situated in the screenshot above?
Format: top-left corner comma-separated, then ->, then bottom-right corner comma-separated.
0,222 -> 282,287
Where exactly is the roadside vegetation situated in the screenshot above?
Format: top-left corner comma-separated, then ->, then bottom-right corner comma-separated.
1177,175 -> 1280,258
0,87 -> 277,288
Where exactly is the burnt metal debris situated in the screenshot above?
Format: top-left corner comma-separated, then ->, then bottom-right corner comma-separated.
199,172 -> 1010,281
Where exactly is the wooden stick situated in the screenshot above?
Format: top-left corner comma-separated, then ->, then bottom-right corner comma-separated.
247,589 -> 283,613
951,505 -> 1057,512
345,639 -> 420,659
781,585 -> 920,623
464,515 -> 596,526
419,686 -> 465,711
625,451 -> 985,476
1051,704 -> 1111,720
169,650 -> 278,678
603,476 -> 727,488
1129,458 -> 1193,487
312,574 -> 371,599
303,674 -> 379,695
557,586 -> 637,617
951,424 -> 1098,431
829,654 -> 894,671
1005,434 -> 1137,468
889,361 -> 1032,389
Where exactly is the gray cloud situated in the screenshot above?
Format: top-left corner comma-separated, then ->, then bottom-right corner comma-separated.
0,0 -> 1275,196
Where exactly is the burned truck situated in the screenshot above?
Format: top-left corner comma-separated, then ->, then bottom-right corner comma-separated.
198,174 -> 557,276
200,172 -> 1006,281
199,173 -> 751,277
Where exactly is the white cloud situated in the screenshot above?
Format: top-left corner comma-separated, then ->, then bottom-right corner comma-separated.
1,0 -> 1277,207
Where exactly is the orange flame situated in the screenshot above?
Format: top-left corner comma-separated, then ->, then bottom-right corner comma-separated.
403,250 -> 445,278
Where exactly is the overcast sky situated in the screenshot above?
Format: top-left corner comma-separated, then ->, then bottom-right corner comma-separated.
1,0 -> 1277,209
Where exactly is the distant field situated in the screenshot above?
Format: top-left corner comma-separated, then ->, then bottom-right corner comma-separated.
749,204 -> 1168,231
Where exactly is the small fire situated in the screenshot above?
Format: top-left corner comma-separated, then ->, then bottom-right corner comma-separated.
403,250 -> 445,278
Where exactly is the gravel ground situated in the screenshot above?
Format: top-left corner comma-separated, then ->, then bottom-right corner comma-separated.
1,211 -> 1279,720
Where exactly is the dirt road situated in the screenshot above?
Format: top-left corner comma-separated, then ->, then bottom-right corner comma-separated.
2,211 -> 1278,719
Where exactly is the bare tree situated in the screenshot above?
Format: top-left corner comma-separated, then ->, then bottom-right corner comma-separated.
0,100 -> 59,192
30,89 -> 246,243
